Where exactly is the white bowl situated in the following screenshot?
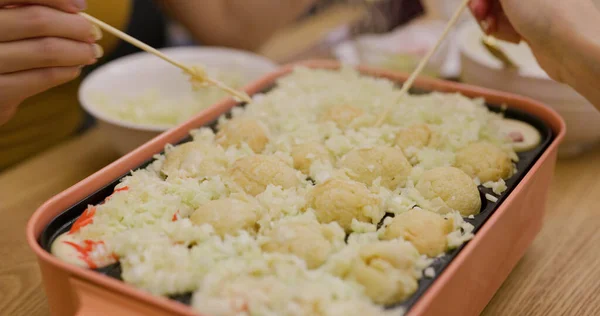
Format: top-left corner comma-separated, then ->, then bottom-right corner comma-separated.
457,21 -> 600,158
79,47 -> 278,155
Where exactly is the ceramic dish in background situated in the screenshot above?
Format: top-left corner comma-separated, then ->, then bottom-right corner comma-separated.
79,47 -> 278,155
458,21 -> 600,158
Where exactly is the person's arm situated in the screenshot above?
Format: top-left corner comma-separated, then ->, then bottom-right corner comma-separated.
564,41 -> 600,109
470,0 -> 600,109
552,1 -> 600,108
158,0 -> 317,52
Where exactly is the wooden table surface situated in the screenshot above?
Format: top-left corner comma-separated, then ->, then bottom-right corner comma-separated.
2,4 -> 600,316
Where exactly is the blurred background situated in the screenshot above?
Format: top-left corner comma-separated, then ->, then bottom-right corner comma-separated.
2,0 -> 599,173
250,0 -> 599,158
87,0 -> 600,158
258,0 -> 464,75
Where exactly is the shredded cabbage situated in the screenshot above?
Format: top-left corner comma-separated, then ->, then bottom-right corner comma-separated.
55,66 -> 518,316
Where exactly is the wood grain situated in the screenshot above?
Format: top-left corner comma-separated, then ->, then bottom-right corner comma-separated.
0,128 -> 119,316
482,146 -> 600,316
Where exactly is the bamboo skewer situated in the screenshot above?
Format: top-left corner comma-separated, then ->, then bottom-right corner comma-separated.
374,0 -> 471,127
481,35 -> 518,69
79,13 -> 252,103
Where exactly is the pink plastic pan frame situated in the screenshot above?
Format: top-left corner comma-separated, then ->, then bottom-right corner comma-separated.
26,60 -> 566,316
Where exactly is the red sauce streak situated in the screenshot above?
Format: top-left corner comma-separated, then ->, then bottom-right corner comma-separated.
508,131 -> 524,142
114,186 -> 129,192
63,239 -> 105,269
105,186 -> 129,202
231,298 -> 249,313
172,210 -> 180,222
240,302 -> 249,312
69,206 -> 96,234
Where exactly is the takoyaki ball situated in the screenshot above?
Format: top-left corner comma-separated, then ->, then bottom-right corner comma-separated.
229,155 -> 301,196
394,124 -> 432,154
338,146 -> 411,189
161,142 -> 227,178
307,179 -> 381,232
215,117 -> 269,153
349,240 -> 420,305
291,142 -> 333,175
415,167 -> 481,216
382,209 -> 453,257
190,198 -> 258,237
261,221 -> 334,269
319,104 -> 365,129
454,141 -> 513,182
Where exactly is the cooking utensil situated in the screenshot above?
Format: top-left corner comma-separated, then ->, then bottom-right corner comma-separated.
79,13 -> 252,103
481,35 -> 518,69
375,0 -> 470,126
26,60 -> 566,316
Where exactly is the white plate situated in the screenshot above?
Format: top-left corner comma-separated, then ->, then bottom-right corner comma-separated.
78,46 -> 278,154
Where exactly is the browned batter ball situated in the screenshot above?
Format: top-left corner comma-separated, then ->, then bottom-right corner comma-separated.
190,198 -> 258,237
307,179 -> 381,232
291,142 -> 333,175
382,209 -> 453,257
319,104 -> 365,129
229,155 -> 300,196
454,141 -> 513,182
215,117 -> 269,153
338,146 -> 412,189
415,166 -> 482,216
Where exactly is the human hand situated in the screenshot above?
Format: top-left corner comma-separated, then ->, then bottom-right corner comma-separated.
468,0 -> 575,82
469,0 -> 600,109
0,0 -> 102,125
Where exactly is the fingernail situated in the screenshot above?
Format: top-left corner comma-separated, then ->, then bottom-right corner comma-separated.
480,19 -> 490,33
482,16 -> 495,34
91,25 -> 102,41
74,0 -> 87,10
92,44 -> 103,59
469,1 -> 477,12
71,67 -> 82,79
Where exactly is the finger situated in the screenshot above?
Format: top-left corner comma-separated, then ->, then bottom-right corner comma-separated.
0,5 -> 100,42
0,101 -> 19,126
470,0 -> 496,34
493,10 -> 521,43
0,37 -> 101,73
488,1 -> 521,43
0,0 -> 86,13
469,0 -> 491,20
0,66 -> 82,102
483,15 -> 496,35
531,49 -> 564,83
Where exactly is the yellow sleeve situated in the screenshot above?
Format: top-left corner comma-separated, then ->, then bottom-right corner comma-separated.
0,0 -> 133,170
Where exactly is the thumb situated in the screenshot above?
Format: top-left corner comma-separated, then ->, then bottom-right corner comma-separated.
0,101 -> 19,126
0,0 -> 86,13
